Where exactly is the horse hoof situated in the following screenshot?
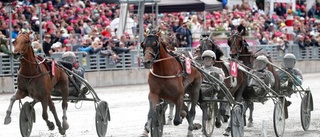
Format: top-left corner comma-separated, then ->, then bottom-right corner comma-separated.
215,120 -> 222,128
247,122 -> 253,127
223,127 -> 231,136
4,117 -> 11,125
223,115 -> 229,123
193,123 -> 202,130
173,119 -> 182,126
63,121 -> 69,130
140,130 -> 148,137
223,131 -> 230,136
59,128 -> 66,135
48,122 -> 55,130
180,110 -> 187,118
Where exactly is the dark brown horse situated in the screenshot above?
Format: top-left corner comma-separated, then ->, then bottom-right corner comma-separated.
227,31 -> 280,131
199,32 -> 249,135
4,32 -> 70,135
141,30 -> 202,135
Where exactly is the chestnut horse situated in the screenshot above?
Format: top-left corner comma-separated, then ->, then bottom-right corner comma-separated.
141,30 -> 202,135
4,32 -> 70,135
227,31 -> 280,132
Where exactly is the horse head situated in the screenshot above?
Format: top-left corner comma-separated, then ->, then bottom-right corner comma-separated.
199,32 -> 223,61
141,29 -> 162,69
12,31 -> 33,61
228,30 -> 248,58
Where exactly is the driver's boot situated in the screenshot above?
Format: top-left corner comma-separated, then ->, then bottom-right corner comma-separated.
79,84 -> 88,98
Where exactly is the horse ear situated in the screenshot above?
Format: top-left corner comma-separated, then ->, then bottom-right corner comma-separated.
27,31 -> 33,36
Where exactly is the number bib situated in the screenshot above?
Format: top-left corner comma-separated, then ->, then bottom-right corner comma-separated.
230,61 -> 238,77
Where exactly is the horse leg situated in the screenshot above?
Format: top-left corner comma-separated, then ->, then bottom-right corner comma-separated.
142,92 -> 159,136
212,101 -> 224,129
186,84 -> 201,131
40,99 -> 55,131
4,89 -> 27,125
60,85 -> 69,131
247,102 -> 254,127
47,97 -> 67,135
219,97 -> 230,123
224,84 -> 247,136
166,103 -> 174,125
173,95 -> 183,126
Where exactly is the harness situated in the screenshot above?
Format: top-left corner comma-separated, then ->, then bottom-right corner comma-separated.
142,34 -> 188,79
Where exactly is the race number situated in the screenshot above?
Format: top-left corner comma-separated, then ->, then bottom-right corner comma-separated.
185,57 -> 192,74
52,60 -> 55,76
230,61 -> 238,77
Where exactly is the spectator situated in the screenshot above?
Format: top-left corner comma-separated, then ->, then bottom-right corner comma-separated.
43,34 -> 53,57
0,37 -> 12,55
176,21 -> 192,47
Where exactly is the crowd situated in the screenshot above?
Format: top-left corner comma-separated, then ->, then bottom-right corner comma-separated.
0,0 -> 320,59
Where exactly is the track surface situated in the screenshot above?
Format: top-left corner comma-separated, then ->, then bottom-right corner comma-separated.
0,73 -> 319,137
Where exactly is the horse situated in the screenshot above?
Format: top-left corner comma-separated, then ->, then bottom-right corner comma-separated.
4,32 -> 70,135
198,32 -> 247,134
141,30 -> 203,136
227,30 -> 280,131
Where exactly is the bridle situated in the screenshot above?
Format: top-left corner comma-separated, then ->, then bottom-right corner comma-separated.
228,32 -> 253,59
14,35 -> 48,79
200,37 -> 215,54
142,34 -> 174,63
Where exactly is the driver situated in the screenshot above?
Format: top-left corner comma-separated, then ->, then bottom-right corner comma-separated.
248,55 -> 275,98
61,51 -> 88,97
277,53 -> 303,96
201,50 -> 225,82
201,50 -> 230,123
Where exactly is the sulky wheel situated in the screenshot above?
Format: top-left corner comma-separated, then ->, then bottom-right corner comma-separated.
231,104 -> 244,137
300,92 -> 313,131
19,101 -> 35,137
150,104 -> 165,137
273,100 -> 285,137
202,103 -> 215,137
95,101 -> 110,137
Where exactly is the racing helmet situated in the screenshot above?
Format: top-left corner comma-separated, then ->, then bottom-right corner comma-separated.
283,53 -> 296,69
61,51 -> 77,65
254,55 -> 269,70
201,50 -> 216,60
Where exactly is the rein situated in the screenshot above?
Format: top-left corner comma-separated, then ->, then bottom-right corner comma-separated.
153,56 -> 175,63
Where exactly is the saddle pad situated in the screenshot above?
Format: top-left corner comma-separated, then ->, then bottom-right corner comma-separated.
185,57 -> 192,74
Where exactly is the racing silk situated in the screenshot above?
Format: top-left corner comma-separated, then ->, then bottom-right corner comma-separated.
203,65 -> 225,82
248,69 -> 275,96
277,68 -> 303,86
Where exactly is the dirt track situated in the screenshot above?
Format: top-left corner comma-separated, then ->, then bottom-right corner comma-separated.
0,73 -> 319,137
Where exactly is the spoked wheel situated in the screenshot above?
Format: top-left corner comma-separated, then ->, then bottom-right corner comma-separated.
202,103 -> 215,137
19,101 -> 35,137
273,100 -> 285,137
150,103 -> 165,137
95,101 -> 110,137
301,92 -> 313,131
231,104 -> 244,137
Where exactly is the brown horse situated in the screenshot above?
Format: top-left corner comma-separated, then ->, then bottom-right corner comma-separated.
141,30 -> 202,135
227,31 -> 280,131
4,32 -> 70,135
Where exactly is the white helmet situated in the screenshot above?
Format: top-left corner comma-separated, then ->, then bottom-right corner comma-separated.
62,51 -> 76,64
283,53 -> 296,69
254,55 -> 269,70
201,50 -> 216,60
